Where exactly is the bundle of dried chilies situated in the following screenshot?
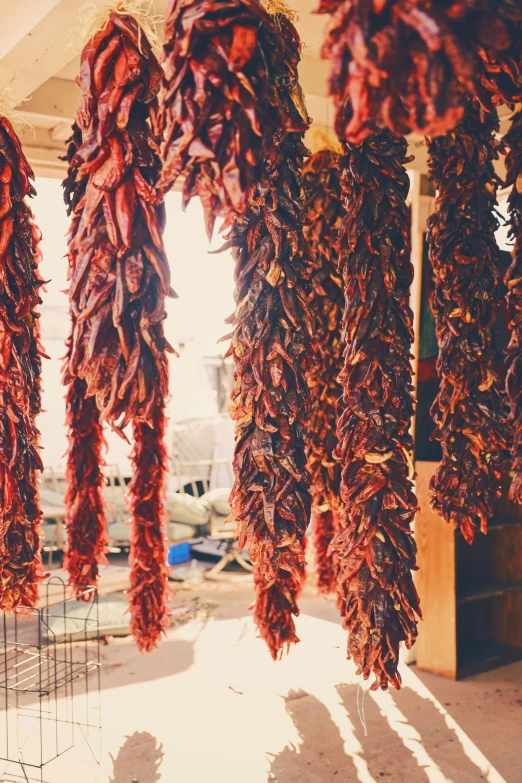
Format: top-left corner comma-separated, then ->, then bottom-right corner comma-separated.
252,564 -> 302,659
63,12 -> 172,649
333,128 -> 420,690
476,2 -> 522,109
0,117 -> 46,611
222,11 -> 313,658
318,0 -> 521,143
157,0 -> 308,236
127,398 -> 170,651
62,379 -> 108,596
302,145 -> 344,594
503,111 -> 522,502
427,98 -> 507,543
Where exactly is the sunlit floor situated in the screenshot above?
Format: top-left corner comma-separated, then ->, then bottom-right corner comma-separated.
2,577 -> 521,783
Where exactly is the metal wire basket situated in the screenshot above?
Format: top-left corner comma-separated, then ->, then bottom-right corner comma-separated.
0,577 -> 101,782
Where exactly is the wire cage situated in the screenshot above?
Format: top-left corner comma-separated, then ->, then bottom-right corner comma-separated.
0,577 -> 101,782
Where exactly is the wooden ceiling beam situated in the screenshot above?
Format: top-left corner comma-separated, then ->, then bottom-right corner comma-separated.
19,77 -> 78,126
0,0 -> 86,106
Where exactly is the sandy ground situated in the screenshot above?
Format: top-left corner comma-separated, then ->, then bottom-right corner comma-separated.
1,574 -> 521,783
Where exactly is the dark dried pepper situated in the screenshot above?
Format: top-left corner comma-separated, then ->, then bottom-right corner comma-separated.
63,13 -> 173,649
221,11 -> 313,657
156,0 -> 308,237
302,146 -> 344,594
502,112 -> 522,502
333,127 -> 420,691
62,378 -> 109,597
0,117 -> 46,611
427,97 -> 508,543
318,0 -> 522,143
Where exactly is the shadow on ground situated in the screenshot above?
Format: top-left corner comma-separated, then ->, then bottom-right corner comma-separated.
110,731 -> 164,783
268,691 -> 354,782
99,637 -> 195,692
268,683 -> 492,783
411,661 -> 522,783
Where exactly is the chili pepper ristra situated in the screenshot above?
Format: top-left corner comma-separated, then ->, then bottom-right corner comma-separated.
62,379 -> 109,597
63,11 -> 173,650
63,15 -> 173,431
475,3 -> 522,110
127,398 -> 170,651
221,10 -> 313,658
427,98 -> 507,543
61,127 -> 109,598
503,112 -> 522,502
157,0 -> 308,237
23,221 -> 46,610
252,563 -> 302,659
333,127 -> 420,691
317,0 -> 521,143
302,145 -> 344,595
0,117 -> 46,611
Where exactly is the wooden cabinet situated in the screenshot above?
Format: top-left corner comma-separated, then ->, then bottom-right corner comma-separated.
415,461 -> 522,679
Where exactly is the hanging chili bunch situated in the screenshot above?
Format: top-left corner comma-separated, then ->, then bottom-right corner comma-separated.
302,145 -> 344,595
23,221 -> 46,611
317,0 -> 520,143
476,3 -> 522,110
333,127 -> 420,691
221,11 -> 313,658
127,398 -> 170,652
252,563 -> 302,659
62,128 -> 109,597
0,117 -> 46,611
62,379 -> 109,597
427,97 -> 507,544
63,14 -> 172,429
156,0 -> 308,238
503,111 -> 522,502
63,12 -> 173,649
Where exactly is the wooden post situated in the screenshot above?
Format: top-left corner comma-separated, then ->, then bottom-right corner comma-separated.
415,461 -> 457,679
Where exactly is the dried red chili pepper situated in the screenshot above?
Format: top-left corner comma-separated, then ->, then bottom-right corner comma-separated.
427,97 -> 508,543
127,398 -> 170,652
318,1 -> 521,143
333,127 -> 420,691
0,117 -> 46,611
63,13 -> 173,649
156,0 -> 308,237
62,378 -> 109,597
502,112 -> 522,502
302,146 -> 344,594
220,11 -> 312,657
